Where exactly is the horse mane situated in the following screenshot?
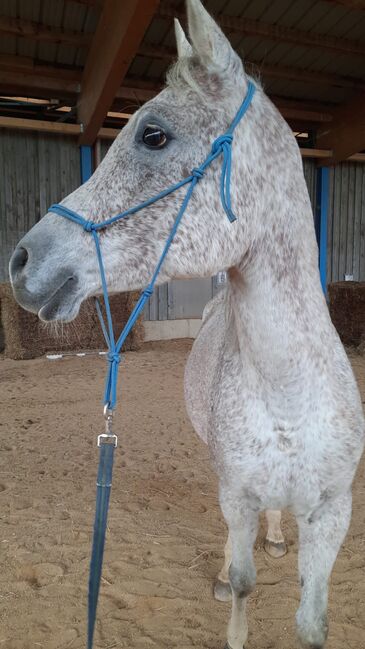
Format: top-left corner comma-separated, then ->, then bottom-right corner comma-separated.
166,55 -> 211,98
166,54 -> 263,102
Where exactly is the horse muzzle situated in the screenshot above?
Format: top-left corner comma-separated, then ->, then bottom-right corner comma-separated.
10,241 -> 82,322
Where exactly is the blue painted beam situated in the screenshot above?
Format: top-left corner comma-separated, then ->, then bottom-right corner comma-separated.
80,145 -> 93,184
316,166 -> 330,296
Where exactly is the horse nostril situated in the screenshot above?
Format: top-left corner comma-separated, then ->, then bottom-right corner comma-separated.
10,246 -> 29,278
18,247 -> 28,267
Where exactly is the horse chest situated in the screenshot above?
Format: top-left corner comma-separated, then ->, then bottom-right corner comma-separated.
204,348 -> 357,510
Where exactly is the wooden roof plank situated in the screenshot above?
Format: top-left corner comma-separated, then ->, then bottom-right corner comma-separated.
0,53 -> 82,81
324,0 -> 365,10
0,14 -> 91,47
0,68 -> 80,98
0,115 -> 81,135
63,0 -> 103,6
138,43 -> 365,91
317,90 -> 365,164
1,114 -> 365,163
78,0 -> 160,145
158,1 -> 365,57
0,59 -> 336,123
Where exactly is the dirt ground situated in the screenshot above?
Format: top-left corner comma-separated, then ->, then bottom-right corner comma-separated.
0,339 -> 365,649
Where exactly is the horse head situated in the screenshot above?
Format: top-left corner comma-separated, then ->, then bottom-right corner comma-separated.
10,0 -> 303,322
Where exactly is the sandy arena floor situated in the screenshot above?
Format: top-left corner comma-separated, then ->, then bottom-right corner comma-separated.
0,339 -> 365,649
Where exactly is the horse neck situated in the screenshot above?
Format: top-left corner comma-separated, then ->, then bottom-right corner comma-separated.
226,191 -> 333,387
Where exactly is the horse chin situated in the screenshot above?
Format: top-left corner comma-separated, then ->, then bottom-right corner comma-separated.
37,281 -> 84,323
38,296 -> 81,323
11,275 -> 82,323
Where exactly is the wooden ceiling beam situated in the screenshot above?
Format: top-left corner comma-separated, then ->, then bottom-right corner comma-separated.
0,115 -> 121,140
78,0 -> 160,145
0,54 -> 81,100
324,0 -> 365,9
0,61 -> 335,124
158,1 -> 365,57
64,0 -> 102,6
1,114 -> 365,163
0,54 -> 82,81
317,90 -> 365,164
120,76 -> 335,122
115,85 -> 157,102
139,43 -> 365,91
255,63 -> 365,90
272,102 -> 333,123
0,15 -> 91,47
0,69 -> 80,99
114,86 -> 335,119
0,58 -> 156,103
0,115 -> 80,135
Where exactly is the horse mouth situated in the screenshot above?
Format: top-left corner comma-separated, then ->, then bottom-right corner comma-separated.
37,277 -> 82,322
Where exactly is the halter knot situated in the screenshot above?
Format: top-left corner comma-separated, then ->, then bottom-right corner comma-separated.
84,220 -> 96,233
191,167 -> 204,180
211,134 -> 233,155
107,352 -> 121,365
210,133 -> 237,223
143,287 -> 154,298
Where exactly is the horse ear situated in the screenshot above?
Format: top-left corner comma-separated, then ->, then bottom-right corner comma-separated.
174,18 -> 193,58
186,0 -> 242,74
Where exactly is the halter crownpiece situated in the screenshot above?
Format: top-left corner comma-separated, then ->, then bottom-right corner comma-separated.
49,79 -> 256,649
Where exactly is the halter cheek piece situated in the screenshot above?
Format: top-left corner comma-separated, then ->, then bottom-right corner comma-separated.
49,80 -> 255,649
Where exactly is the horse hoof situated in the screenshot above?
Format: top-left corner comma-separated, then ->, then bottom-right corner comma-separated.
214,578 -> 232,602
264,540 -> 287,558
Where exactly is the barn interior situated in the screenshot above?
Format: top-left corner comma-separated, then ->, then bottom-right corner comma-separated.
1,4 -> 365,649
0,0 -> 364,346
0,0 -> 364,157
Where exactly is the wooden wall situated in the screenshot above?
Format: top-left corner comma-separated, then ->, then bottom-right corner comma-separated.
1,130 -> 364,321
0,130 -> 81,281
327,161 -> 365,283
303,157 -> 317,208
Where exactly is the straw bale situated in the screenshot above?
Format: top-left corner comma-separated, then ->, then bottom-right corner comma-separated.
0,283 -> 144,360
328,281 -> 365,347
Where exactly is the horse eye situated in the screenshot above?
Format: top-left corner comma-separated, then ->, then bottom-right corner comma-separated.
142,124 -> 167,149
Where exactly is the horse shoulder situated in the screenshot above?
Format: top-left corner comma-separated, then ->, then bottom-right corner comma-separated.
184,290 -> 229,443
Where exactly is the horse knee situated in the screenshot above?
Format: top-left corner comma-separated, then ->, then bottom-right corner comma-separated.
229,563 -> 255,599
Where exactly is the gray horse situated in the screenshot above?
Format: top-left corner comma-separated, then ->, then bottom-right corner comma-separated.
9,1 -> 364,647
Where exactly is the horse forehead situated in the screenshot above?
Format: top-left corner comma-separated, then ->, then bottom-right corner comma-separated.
142,87 -> 222,129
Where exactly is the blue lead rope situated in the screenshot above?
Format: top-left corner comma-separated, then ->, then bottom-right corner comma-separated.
49,80 -> 255,649
88,441 -> 114,648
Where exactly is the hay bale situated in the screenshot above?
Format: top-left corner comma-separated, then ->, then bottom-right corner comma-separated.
0,283 -> 144,360
328,281 -> 365,347
0,298 -> 4,353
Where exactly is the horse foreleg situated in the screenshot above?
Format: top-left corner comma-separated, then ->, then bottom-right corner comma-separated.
264,509 -> 287,558
215,508 -> 286,602
220,486 -> 259,649
296,491 -> 352,648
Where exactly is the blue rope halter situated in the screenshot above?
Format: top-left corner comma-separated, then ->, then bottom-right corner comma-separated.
49,80 -> 255,649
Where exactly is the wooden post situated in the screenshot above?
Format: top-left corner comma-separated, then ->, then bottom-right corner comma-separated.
316,167 -> 330,296
80,145 -> 93,183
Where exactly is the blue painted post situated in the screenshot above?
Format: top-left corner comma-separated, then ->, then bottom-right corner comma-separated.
80,145 -> 93,184
316,166 -> 330,296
